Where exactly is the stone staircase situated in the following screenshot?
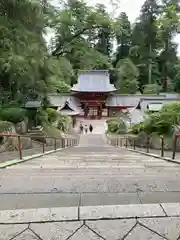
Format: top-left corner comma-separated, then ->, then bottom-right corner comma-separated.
26,126 -> 46,143
75,118 -> 106,134
1,133 -> 180,209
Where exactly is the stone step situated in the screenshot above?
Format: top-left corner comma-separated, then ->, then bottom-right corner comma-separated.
2,133 -> 180,201
2,174 -> 179,181
3,168 -> 180,176
1,179 -> 180,193
2,192 -> 180,210
9,163 -> 175,169
6,171 -> 180,178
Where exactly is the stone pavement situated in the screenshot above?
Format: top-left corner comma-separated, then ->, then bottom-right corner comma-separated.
2,125 -> 180,238
2,203 -> 180,239
1,133 -> 180,209
76,118 -> 107,134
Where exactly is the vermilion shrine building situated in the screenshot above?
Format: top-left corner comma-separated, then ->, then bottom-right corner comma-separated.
25,70 -> 180,120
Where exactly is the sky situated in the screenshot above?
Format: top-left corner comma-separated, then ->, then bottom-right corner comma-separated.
51,0 -> 145,22
49,0 -> 180,53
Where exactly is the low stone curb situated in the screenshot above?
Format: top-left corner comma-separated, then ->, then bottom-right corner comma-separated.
122,147 -> 180,165
1,203 -> 180,223
0,146 -> 70,169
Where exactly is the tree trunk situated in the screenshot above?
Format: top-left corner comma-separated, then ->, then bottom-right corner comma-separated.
148,44 -> 152,85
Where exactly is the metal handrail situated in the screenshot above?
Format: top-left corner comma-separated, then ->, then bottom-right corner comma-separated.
107,134 -> 179,160
0,133 -> 79,160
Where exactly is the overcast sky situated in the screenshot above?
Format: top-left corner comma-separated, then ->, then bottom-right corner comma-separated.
49,0 -> 180,53
50,0 -> 145,22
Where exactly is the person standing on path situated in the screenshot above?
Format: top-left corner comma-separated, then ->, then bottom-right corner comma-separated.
89,124 -> 93,133
84,124 -> 88,134
79,123 -> 84,134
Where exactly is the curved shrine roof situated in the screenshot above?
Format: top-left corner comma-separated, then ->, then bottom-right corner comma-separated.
71,70 -> 116,92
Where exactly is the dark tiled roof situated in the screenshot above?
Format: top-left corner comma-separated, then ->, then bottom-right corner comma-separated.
58,99 -> 81,113
139,98 -> 180,111
71,70 -> 116,92
106,95 -> 141,107
105,94 -> 177,107
160,93 -> 180,98
25,95 -> 81,112
24,101 -> 41,108
140,98 -> 180,101
48,95 -> 69,107
59,109 -> 80,116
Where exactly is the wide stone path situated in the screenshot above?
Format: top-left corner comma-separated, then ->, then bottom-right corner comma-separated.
2,203 -> 180,239
1,132 -> 180,210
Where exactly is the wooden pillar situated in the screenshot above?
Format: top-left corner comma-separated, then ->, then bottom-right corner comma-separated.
107,107 -> 109,117
85,104 -> 89,119
72,117 -> 76,128
99,104 -> 102,119
84,103 -> 87,118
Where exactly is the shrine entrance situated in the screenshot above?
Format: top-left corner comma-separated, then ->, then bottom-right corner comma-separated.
88,107 -> 98,118
84,103 -> 102,119
75,92 -> 109,119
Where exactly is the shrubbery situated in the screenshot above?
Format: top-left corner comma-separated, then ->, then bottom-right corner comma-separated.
36,109 -> 49,125
46,108 -> 59,124
131,122 -> 145,134
36,108 -> 59,125
107,118 -> 127,134
131,102 -> 180,136
143,84 -> 161,94
57,115 -> 71,132
0,107 -> 26,124
27,107 -> 71,134
0,121 -> 14,132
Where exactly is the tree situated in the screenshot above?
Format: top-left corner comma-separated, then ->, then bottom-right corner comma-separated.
95,4 -> 112,57
52,0 -> 112,57
47,57 -> 74,92
144,102 -> 180,135
157,0 -> 179,91
114,12 -> 131,66
1,0 -> 180,108
130,0 -> 160,89
116,58 -> 139,94
139,0 -> 159,85
0,0 -> 49,103
175,61 -> 180,93
143,84 -> 161,94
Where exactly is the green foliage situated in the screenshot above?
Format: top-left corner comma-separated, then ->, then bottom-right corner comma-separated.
0,120 -> 14,144
36,109 -> 48,125
161,102 -> 180,125
0,0 -> 180,109
131,122 -> 145,135
43,124 -> 62,138
46,108 -> 59,124
0,0 -> 50,103
132,102 -> 180,136
143,84 -> 161,94
0,121 -> 14,133
0,107 -> 26,124
143,112 -> 171,135
47,57 -> 73,92
107,118 -> 127,134
116,58 -> 139,94
57,115 -> 72,132
175,62 -> 180,93
36,107 -> 59,126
